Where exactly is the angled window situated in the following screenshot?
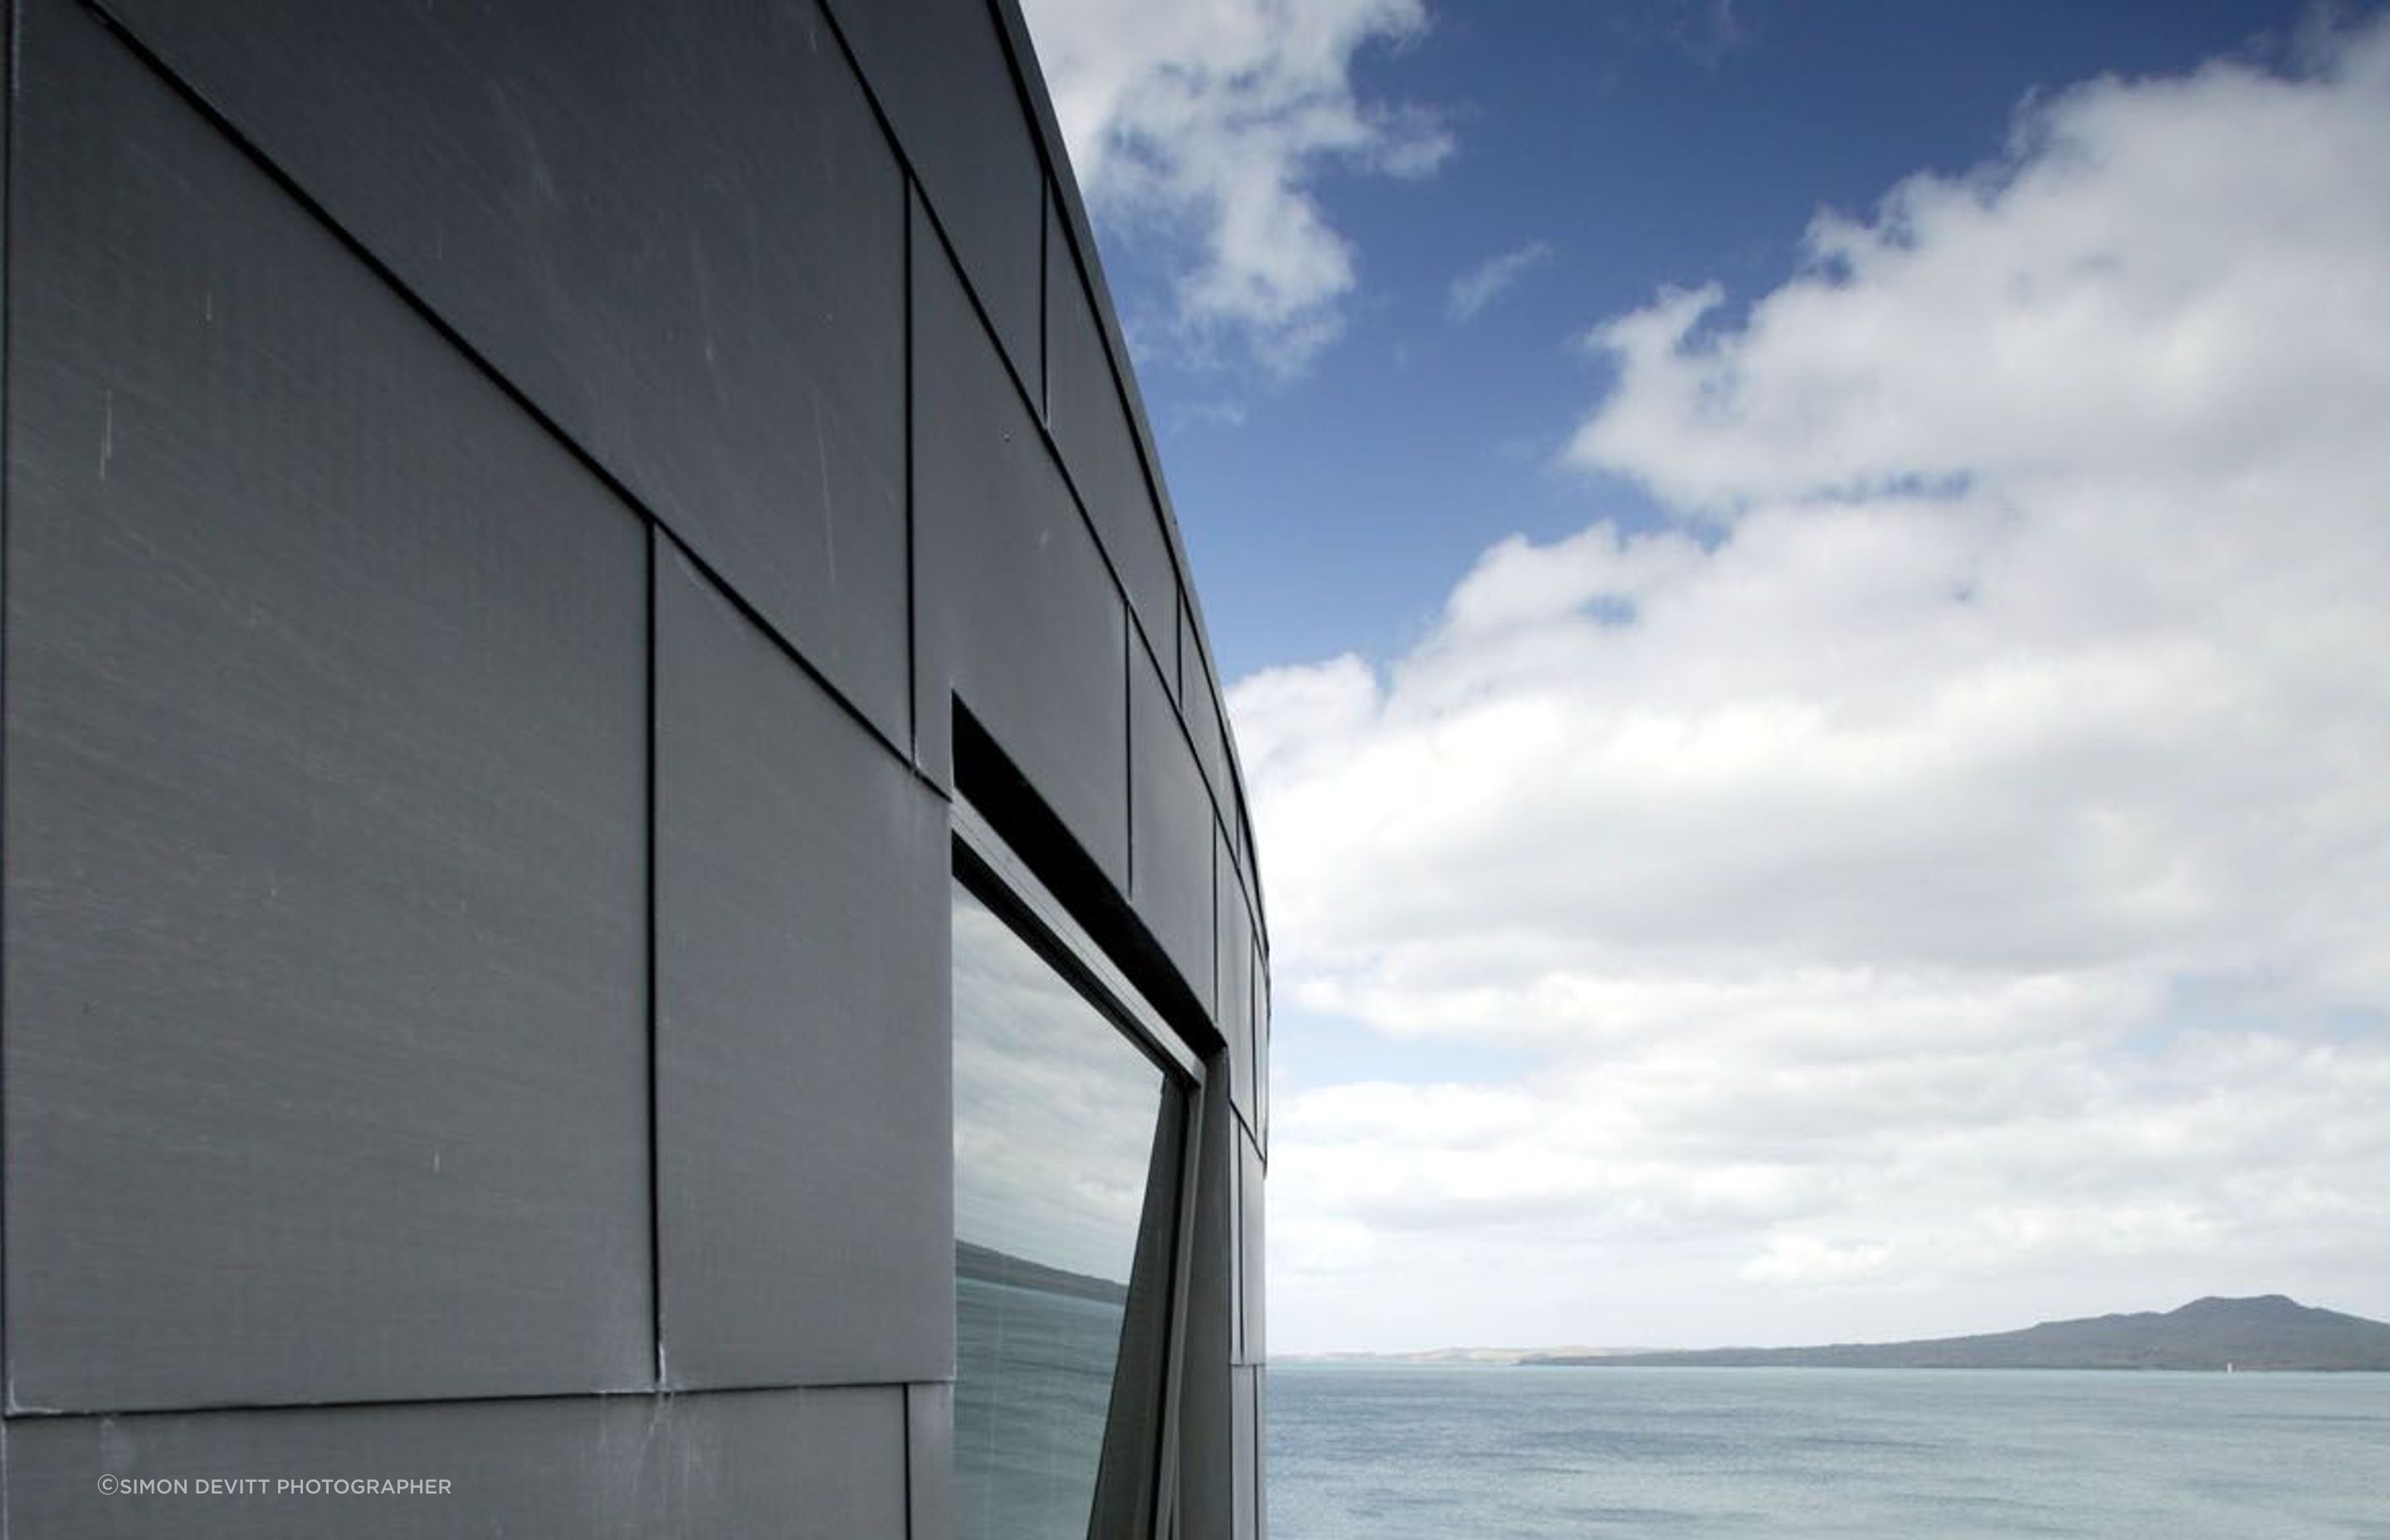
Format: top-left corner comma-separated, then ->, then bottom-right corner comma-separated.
952,815 -> 1196,1540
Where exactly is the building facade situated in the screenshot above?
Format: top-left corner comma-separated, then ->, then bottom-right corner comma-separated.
0,0 -> 1269,1533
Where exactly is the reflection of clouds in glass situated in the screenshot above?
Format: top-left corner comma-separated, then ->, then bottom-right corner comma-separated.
953,885 -> 1165,1284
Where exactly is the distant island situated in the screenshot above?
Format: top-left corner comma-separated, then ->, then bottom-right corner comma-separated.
955,1239 -> 1126,1308
1522,1296 -> 2390,1372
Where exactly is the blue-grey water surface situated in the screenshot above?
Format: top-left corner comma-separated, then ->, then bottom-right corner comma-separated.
1269,1364 -> 2390,1538
955,1275 -> 1120,1540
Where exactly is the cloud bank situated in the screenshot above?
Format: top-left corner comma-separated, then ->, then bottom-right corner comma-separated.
1019,0 -> 1449,372
1236,19 -> 2390,1351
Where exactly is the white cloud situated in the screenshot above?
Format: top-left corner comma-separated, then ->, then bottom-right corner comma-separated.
1018,0 -> 1449,372
1449,240 -> 1555,321
1568,32 -> 2390,509
1237,17 -> 2390,1352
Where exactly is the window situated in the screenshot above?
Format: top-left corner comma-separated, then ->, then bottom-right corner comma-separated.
951,817 -> 1195,1540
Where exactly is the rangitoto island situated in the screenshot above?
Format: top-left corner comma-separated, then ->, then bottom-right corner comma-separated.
1522,1296 -> 2390,1372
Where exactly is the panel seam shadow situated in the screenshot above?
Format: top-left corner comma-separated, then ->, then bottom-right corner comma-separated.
902,173 -> 920,769
2,1379 -> 912,1423
0,0 -> 21,1430
901,1383 -> 919,1540
646,531 -> 666,1391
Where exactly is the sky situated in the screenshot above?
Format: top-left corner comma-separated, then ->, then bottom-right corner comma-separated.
952,885 -> 1166,1285
1015,0 -> 2390,1353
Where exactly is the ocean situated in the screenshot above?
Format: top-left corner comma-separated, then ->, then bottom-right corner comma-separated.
1267,1363 -> 2390,1538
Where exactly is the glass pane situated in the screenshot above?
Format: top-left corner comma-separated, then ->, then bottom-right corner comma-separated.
953,880 -> 1182,1540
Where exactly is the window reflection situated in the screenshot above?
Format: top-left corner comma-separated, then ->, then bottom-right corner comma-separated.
953,879 -> 1183,1540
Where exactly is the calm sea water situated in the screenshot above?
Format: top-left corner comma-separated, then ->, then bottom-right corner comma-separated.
1268,1363 -> 2390,1538
955,1275 -> 1120,1540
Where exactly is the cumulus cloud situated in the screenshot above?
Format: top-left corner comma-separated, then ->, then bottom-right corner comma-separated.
1237,17 -> 2390,1351
1449,240 -> 1555,321
1018,0 -> 1449,372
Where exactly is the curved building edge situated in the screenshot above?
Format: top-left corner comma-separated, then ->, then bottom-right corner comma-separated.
0,0 -> 1268,1534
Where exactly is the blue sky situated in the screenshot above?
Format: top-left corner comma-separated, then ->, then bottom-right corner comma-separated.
1096,0 -> 2339,678
1020,0 -> 2390,1352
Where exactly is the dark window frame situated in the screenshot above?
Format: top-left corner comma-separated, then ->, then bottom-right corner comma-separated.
952,796 -> 1206,1540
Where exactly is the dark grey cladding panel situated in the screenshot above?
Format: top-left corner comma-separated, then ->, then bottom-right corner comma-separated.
1254,948 -> 1272,1153
1232,1365 -> 1260,1540
1048,197 -> 1180,646
1168,590 -> 1187,707
1236,792 -> 1259,902
1178,1078 -> 1241,1540
2,1387 -> 908,1538
1132,636 -> 1216,1011
0,11 -> 8,1408
913,199 -> 1129,883
1179,595 -> 1199,703
832,0 -> 1044,393
907,1382 -> 954,1540
1237,1130 -> 1267,1367
1183,617 -> 1235,812
1253,1367 -> 1271,1540
2,0 -> 649,1413
656,547 -> 951,1389
1217,833 -> 1258,1129
97,0 -> 912,744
